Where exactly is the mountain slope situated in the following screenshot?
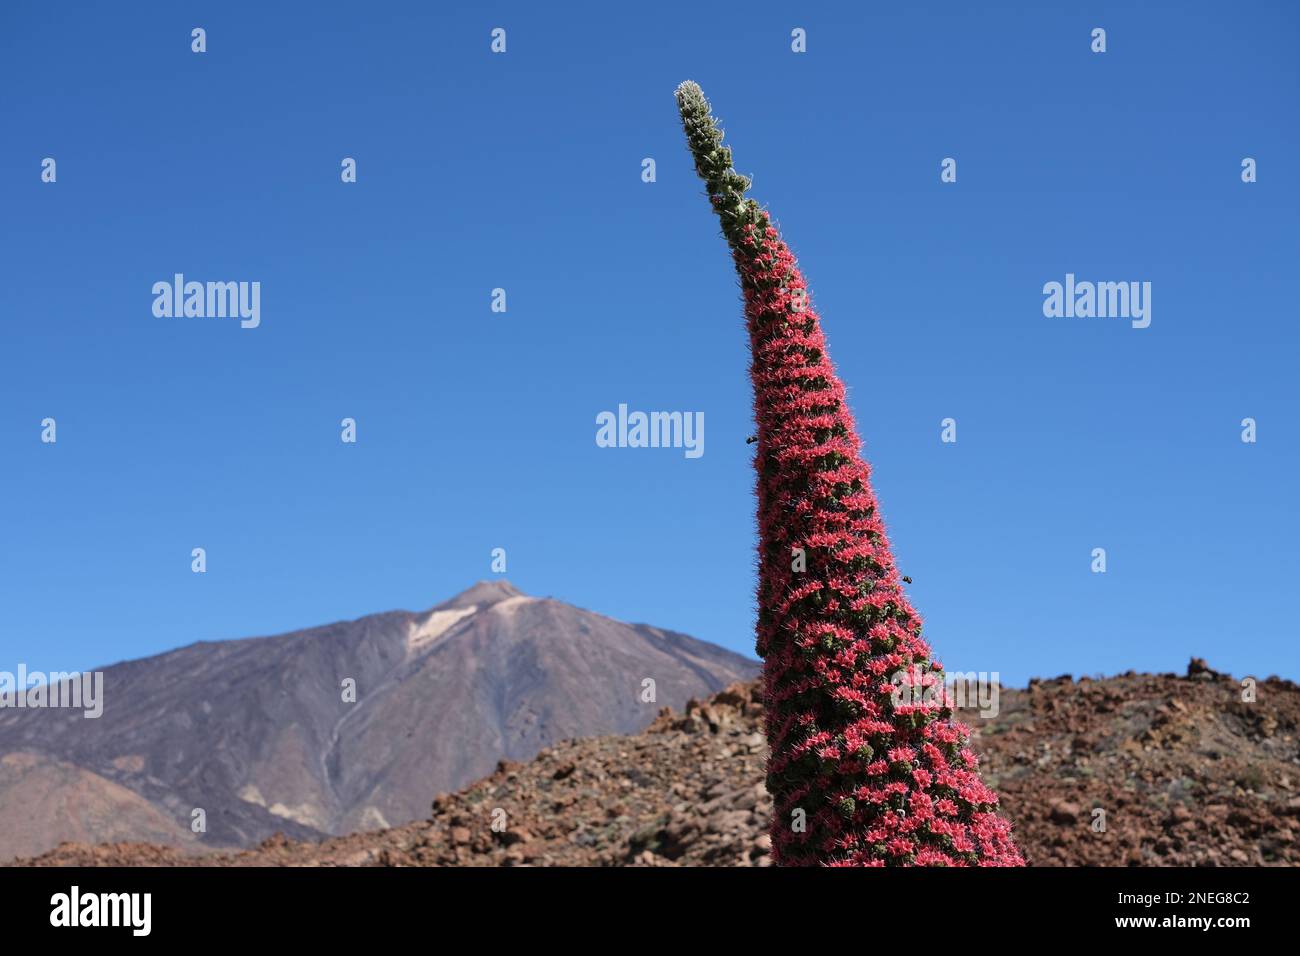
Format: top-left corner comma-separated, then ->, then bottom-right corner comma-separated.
0,752 -> 203,861
0,581 -> 757,860
20,663 -> 1298,867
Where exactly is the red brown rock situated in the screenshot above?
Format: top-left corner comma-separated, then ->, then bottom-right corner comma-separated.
17,669 -> 1299,867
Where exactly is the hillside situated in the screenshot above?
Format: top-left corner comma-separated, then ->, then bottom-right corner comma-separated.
0,581 -> 757,861
22,661 -> 1299,866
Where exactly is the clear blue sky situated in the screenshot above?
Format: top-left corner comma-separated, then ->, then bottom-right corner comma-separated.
2,2 -> 1297,687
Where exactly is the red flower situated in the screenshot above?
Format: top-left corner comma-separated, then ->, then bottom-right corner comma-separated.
675,81 -> 1023,867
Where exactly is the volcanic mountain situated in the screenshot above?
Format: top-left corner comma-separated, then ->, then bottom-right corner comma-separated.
0,580 -> 757,861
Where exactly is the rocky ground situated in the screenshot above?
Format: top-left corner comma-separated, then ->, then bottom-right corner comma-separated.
19,660 -> 1300,866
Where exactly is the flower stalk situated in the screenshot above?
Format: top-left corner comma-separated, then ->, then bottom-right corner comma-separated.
675,80 -> 1023,866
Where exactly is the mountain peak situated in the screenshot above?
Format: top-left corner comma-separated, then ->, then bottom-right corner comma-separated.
439,579 -> 523,610
0,577 -> 759,859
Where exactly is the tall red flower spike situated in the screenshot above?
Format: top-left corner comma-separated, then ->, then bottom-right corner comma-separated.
675,81 -> 1023,866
